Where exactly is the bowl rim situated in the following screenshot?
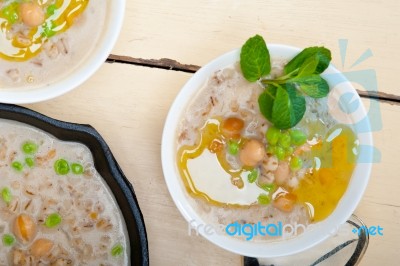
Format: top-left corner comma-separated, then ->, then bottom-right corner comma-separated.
0,0 -> 126,104
0,103 -> 149,265
161,44 -> 373,258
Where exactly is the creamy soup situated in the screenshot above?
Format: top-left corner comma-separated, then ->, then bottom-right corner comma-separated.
0,119 -> 129,265
176,61 -> 358,240
0,0 -> 106,89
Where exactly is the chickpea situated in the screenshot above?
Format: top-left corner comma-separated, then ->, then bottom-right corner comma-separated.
239,139 -> 266,167
221,117 -> 244,139
273,193 -> 296,212
13,214 -> 37,244
19,2 -> 45,27
30,238 -> 54,258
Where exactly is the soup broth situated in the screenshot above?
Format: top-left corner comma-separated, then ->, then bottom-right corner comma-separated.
176,62 -> 358,240
0,0 -> 106,89
0,119 -> 129,265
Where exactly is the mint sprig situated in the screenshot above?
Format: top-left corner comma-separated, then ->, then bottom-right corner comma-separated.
240,35 -> 331,129
240,35 -> 271,82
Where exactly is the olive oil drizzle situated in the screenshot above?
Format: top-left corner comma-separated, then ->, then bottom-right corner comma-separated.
0,0 -> 89,61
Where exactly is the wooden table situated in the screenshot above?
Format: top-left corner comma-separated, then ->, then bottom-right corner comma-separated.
24,1 -> 399,265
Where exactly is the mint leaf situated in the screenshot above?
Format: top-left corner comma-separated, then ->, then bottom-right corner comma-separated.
288,75 -> 329,98
296,55 -> 319,77
240,35 -> 271,82
284,47 -> 331,75
271,84 -> 306,129
258,85 -> 277,121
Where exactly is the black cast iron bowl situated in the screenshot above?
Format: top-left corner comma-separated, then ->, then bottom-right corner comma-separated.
0,104 -> 149,266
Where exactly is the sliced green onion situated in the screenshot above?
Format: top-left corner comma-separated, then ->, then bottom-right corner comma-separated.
266,126 -> 280,145
1,187 -> 12,204
12,161 -> 23,171
2,234 -> 15,246
54,159 -> 69,175
257,193 -> 270,205
45,213 -> 62,228
111,243 -> 124,257
290,156 -> 303,171
227,140 -> 239,155
247,169 -> 258,183
25,157 -> 35,168
71,163 -> 84,175
290,129 -> 307,146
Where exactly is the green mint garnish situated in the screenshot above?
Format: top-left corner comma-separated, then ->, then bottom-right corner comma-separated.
240,35 -> 332,129
284,46 -> 331,75
240,34 -> 271,82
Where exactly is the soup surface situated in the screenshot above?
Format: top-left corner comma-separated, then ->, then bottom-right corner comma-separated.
176,61 -> 358,240
0,119 -> 129,265
0,0 -> 106,89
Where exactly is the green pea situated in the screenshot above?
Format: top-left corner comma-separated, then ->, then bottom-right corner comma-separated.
290,156 -> 303,171
266,126 -> 280,145
1,187 -> 12,204
71,163 -> 84,175
285,146 -> 294,157
275,146 -> 285,161
278,132 -> 291,148
257,193 -> 270,205
22,141 -> 38,155
227,140 -> 239,155
46,4 -> 57,16
25,157 -> 35,168
1,3 -> 19,24
290,129 -> 307,146
54,159 -> 69,175
12,161 -> 23,171
2,234 -> 15,246
111,243 -> 124,257
260,183 -> 275,192
247,169 -> 258,183
45,213 -> 62,228
42,21 -> 56,38
266,145 -> 276,155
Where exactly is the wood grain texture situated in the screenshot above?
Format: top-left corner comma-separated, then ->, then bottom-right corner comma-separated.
111,0 -> 400,98
24,63 -> 399,265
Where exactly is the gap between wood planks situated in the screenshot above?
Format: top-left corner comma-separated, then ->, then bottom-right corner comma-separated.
106,54 -> 400,105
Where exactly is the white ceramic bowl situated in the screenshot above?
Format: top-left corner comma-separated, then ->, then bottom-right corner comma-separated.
162,44 -> 373,257
0,1 -> 125,104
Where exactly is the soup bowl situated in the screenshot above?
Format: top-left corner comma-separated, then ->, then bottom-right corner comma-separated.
0,0 -> 125,104
0,103 -> 148,265
161,44 -> 373,258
